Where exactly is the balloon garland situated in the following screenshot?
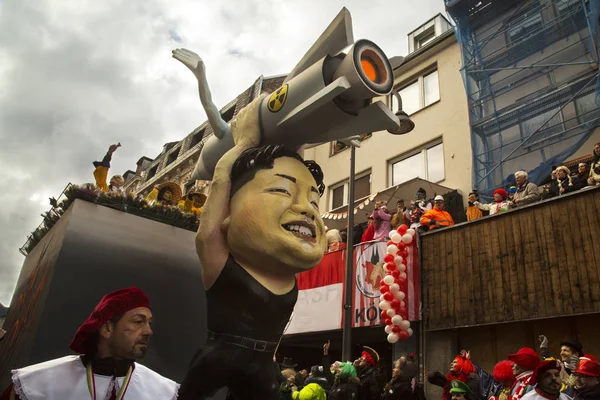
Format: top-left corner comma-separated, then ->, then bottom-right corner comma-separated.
379,224 -> 415,343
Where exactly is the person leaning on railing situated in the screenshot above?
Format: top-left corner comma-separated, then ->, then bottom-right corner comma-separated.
420,195 -> 455,231
588,142 -> 600,186
509,171 -> 541,208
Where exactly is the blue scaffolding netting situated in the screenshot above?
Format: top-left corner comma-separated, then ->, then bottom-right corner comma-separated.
446,0 -> 600,198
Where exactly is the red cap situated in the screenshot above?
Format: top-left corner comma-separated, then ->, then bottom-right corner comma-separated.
530,359 -> 561,385
494,188 -> 508,200
574,358 -> 600,377
508,348 -> 540,371
69,287 -> 150,354
493,360 -> 516,383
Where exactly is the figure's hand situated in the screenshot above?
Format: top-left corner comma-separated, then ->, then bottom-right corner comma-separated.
229,94 -> 265,149
108,143 -> 121,153
460,350 -> 471,360
172,48 -> 206,79
324,340 -> 330,355
565,355 -> 579,370
538,335 -> 548,349
291,386 -> 298,392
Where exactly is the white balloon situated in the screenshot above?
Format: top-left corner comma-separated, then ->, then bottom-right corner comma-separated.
401,234 -> 413,244
400,320 -> 410,330
387,333 -> 399,344
401,300 -> 406,306
388,229 -> 398,238
407,228 -> 416,236
407,328 -> 414,337
391,315 -> 403,325
395,291 -> 406,301
394,256 -> 403,265
380,294 -> 386,302
386,308 -> 396,317
390,233 -> 402,244
390,283 -> 400,293
383,275 -> 395,285
400,272 -> 407,280
386,244 -> 399,254
385,325 -> 393,334
379,301 -> 391,311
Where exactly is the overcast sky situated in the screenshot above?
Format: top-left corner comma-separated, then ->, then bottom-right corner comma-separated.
0,0 -> 448,306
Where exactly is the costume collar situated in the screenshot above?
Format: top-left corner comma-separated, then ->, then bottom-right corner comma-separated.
81,355 -> 135,377
517,370 -> 534,381
534,387 -> 560,400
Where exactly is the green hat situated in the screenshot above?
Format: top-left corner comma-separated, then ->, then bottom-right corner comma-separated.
449,380 -> 472,395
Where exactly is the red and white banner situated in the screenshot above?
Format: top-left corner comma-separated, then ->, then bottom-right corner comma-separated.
285,240 -> 420,336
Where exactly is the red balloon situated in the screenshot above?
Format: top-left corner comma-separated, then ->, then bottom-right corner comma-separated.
398,330 -> 410,340
383,292 -> 394,301
398,225 -> 408,235
380,285 -> 389,294
391,299 -> 400,309
386,262 -> 397,271
399,306 -> 408,317
387,240 -> 395,247
400,249 -> 409,259
397,277 -> 407,287
381,310 -> 389,320
384,254 -> 394,263
391,270 -> 400,278
385,318 -> 392,325
392,325 -> 402,333
397,242 -> 407,250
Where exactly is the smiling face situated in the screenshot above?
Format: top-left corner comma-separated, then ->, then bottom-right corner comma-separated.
226,157 -> 327,273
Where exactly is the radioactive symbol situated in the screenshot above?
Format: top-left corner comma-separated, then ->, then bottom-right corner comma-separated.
267,84 -> 288,113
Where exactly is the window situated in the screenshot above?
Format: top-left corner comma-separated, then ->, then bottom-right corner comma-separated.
556,0 -> 581,16
415,27 -> 436,50
190,128 -> 205,148
330,133 -> 372,156
146,165 -> 159,180
391,68 -> 439,116
184,181 -> 195,195
166,148 -> 179,166
575,92 -> 600,125
329,171 -> 372,210
389,142 -> 445,186
507,6 -> 543,44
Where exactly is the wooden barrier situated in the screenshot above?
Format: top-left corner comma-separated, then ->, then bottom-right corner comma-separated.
420,186 -> 600,331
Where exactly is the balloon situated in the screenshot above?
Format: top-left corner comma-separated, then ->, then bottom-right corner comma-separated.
388,229 -> 398,238
380,294 -> 386,302
397,277 -> 407,286
385,318 -> 392,325
384,254 -> 394,263
400,300 -> 406,306
380,285 -> 389,294
387,244 -> 399,254
401,234 -> 413,244
398,224 -> 408,235
398,264 -> 406,272
385,325 -> 393,334
385,262 -> 397,272
394,256 -> 403,265
407,228 -> 416,236
390,233 -> 402,244
400,249 -> 408,258
397,241 -> 407,250
400,320 -> 411,329
387,333 -> 399,343
391,315 -> 403,325
379,301 -> 391,311
383,292 -> 394,301
386,309 -> 396,317
392,325 -> 401,333
390,283 -> 400,293
387,240 -> 395,247
400,272 -> 407,280
390,299 -> 400,308
383,275 -> 395,285
395,291 -> 406,301
391,270 -> 400,279
398,330 -> 409,340
407,328 -> 413,337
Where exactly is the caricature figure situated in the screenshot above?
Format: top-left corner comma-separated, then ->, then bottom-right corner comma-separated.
173,48 -> 327,399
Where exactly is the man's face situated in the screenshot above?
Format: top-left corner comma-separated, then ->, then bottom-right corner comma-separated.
538,369 -> 561,395
578,165 -> 586,174
451,393 -> 466,400
300,369 -> 308,377
226,157 -> 327,273
551,170 -> 557,179
392,360 -> 401,378
434,200 -> 444,210
560,346 -> 574,362
397,201 -> 404,211
594,144 -> 600,156
468,194 -> 477,203
103,307 -> 152,360
574,374 -> 599,390
493,193 -> 503,202
516,175 -> 526,186
512,362 -> 523,376
417,192 -> 425,200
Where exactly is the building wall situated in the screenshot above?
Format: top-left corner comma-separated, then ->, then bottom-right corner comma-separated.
310,35 -> 473,212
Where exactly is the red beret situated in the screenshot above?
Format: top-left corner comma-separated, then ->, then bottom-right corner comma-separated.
530,359 -> 561,385
508,348 -> 540,371
494,188 -> 508,200
69,287 -> 150,354
574,358 -> 600,377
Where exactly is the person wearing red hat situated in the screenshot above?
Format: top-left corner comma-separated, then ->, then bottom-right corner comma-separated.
508,348 -> 541,400
473,189 -> 510,216
521,359 -> 571,400
0,287 -> 178,400
355,346 -> 383,400
573,358 -> 600,400
427,352 -> 480,400
489,360 -> 517,400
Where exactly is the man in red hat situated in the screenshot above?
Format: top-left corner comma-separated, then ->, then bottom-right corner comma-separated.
1,287 -> 178,400
522,359 -> 571,400
355,346 -> 383,400
573,357 -> 600,400
508,348 -> 541,400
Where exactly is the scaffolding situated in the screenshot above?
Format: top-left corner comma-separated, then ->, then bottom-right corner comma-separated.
446,0 -> 600,197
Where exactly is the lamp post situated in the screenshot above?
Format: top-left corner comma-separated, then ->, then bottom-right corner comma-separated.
342,142 -> 357,362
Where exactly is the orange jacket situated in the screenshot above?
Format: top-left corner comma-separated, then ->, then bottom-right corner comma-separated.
420,207 -> 454,230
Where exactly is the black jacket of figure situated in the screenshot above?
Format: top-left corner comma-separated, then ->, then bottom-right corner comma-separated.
382,376 -> 417,400
575,385 -> 600,400
545,180 -> 560,199
565,173 -> 588,193
358,366 -> 382,400
329,378 -> 359,400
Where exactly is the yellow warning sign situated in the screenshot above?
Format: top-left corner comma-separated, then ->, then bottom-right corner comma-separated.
267,84 -> 288,113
